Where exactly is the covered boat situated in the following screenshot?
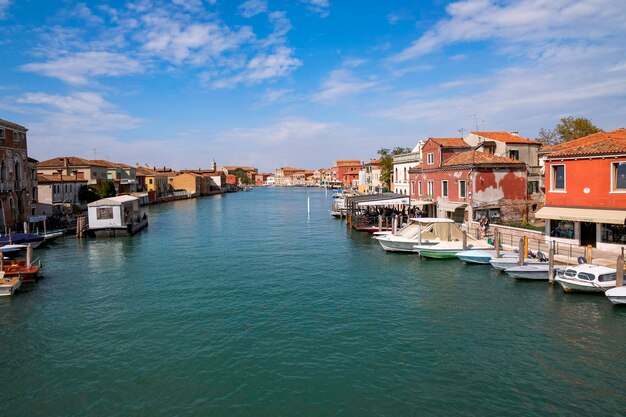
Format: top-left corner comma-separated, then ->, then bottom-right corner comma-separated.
413,239 -> 494,259
555,264 -> 619,293
456,250 -> 517,265
605,287 -> 626,305
375,218 -> 454,252
504,264 -> 566,280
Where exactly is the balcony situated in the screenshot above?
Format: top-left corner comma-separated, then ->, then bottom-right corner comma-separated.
0,182 -> 14,192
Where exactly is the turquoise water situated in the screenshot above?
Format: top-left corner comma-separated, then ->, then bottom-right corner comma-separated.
1,187 -> 625,417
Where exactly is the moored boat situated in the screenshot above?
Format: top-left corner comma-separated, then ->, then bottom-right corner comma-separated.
605,286 -> 626,305
504,264 -> 566,280
1,259 -> 42,282
414,240 -> 494,259
489,257 -> 547,271
375,218 -> 454,252
0,233 -> 45,248
0,272 -> 21,297
555,264 -> 619,293
456,249 -> 517,265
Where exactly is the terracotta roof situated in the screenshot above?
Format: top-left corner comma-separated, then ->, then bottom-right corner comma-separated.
429,138 -> 470,148
37,173 -> 87,183
0,118 -> 27,132
38,156 -> 107,168
335,160 -> 362,166
89,159 -> 133,169
545,128 -> 626,158
221,166 -> 257,171
472,131 -> 539,145
442,150 -> 525,167
365,159 -> 381,165
136,166 -> 157,176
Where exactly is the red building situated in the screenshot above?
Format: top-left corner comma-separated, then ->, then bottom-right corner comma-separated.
409,138 -> 527,222
536,128 -> 626,251
333,160 -> 363,188
254,173 -> 272,186
225,175 -> 238,186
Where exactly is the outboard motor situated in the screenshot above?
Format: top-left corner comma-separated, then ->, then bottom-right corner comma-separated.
536,251 -> 547,262
577,256 -> 587,264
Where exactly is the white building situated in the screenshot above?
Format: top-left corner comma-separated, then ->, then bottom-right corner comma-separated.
392,142 -> 423,195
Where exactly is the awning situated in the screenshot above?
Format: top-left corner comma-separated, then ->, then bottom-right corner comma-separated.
410,199 -> 436,206
535,207 -> 626,225
437,201 -> 467,213
358,197 -> 409,207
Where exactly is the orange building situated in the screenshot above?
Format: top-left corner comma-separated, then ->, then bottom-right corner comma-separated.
536,128 -> 626,251
333,160 -> 363,188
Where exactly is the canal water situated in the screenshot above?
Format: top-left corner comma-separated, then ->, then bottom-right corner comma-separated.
1,187 -> 624,417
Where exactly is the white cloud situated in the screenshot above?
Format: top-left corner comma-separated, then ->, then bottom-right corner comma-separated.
209,46 -> 301,88
391,0 -> 626,62
239,0 -> 267,18
299,0 -> 330,17
258,88 -> 295,106
21,51 -> 143,85
171,0 -> 204,12
313,60 -> 377,103
0,0 -> 10,19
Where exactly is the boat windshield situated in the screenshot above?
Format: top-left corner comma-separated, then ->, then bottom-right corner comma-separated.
577,272 -> 595,281
598,273 -> 616,282
564,269 -> 577,277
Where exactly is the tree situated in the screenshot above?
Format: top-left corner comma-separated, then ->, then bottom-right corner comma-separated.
94,180 -> 117,198
378,146 -> 413,191
537,117 -> 602,145
233,168 -> 253,185
78,185 -> 100,204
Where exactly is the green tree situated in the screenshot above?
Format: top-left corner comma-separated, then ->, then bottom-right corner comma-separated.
377,146 -> 412,191
538,117 -> 602,145
94,180 -> 117,198
233,168 -> 253,185
78,185 -> 100,203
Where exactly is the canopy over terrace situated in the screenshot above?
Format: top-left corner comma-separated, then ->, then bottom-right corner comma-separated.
345,193 -> 435,232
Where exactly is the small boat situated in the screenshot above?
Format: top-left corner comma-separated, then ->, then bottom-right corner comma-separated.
456,250 -> 517,265
0,244 -> 28,254
414,240 -> 494,259
555,264 -> 619,293
37,229 -> 66,242
504,264 -> 566,280
375,218 -> 455,252
489,257 -> 547,271
2,259 -> 42,282
605,286 -> 626,305
0,233 -> 45,248
0,271 -> 21,297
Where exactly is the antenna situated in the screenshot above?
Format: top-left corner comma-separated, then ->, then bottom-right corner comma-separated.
458,128 -> 465,138
94,148 -> 97,159
467,114 -> 479,132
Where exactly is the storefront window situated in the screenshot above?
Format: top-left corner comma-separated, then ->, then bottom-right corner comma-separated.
601,224 -> 626,244
550,220 -> 575,238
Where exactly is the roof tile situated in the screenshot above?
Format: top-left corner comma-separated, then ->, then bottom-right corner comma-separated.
472,131 -> 539,145
545,128 -> 626,158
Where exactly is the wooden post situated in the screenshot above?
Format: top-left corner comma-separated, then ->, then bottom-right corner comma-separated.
418,222 -> 422,245
462,231 -> 467,250
616,254 -> 624,288
518,237 -> 525,266
548,242 -> 555,286
385,217 -> 388,231
26,243 -> 32,266
23,221 -> 28,234
44,219 -> 47,235
524,236 -> 529,259
495,230 -> 500,258
392,216 -> 397,234
586,245 -> 593,264
378,215 -> 382,232
8,227 -> 12,244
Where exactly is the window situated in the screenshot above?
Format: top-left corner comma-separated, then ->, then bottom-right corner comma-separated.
552,165 -> 565,190
528,181 -> 539,194
509,150 -> 519,160
459,180 -> 466,198
442,180 -> 448,197
550,219 -> 574,238
0,129 -> 4,139
601,224 -> 626,244
613,162 -> 626,190
418,181 -> 422,196
403,167 -> 407,181
427,180 -> 434,197
427,153 -> 434,165
598,273 -> 617,283
410,181 -> 414,195
13,132 -> 18,142
149,178 -> 153,185
96,207 -> 114,220
395,168 -> 398,182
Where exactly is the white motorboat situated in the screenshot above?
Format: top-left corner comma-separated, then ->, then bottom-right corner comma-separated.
504,264 -> 566,280
605,286 -> 626,305
329,198 -> 346,218
374,218 -> 455,252
456,250 -> 517,265
0,272 -> 21,297
489,257 -> 548,271
555,264 -> 619,293
413,240 -> 494,259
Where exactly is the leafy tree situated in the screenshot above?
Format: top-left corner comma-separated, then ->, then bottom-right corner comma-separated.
233,168 -> 253,185
94,180 -> 117,198
378,146 -> 413,191
78,185 -> 100,203
538,117 -> 602,145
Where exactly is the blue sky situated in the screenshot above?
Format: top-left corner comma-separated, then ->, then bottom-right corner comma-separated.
1,0 -> 625,172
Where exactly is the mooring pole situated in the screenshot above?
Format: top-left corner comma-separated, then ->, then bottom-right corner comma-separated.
548,242 -> 555,286
518,237 -> 525,266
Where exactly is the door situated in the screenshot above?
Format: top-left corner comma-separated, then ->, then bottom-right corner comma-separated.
580,222 -> 597,247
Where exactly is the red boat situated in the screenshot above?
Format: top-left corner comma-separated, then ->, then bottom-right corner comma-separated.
2,260 -> 42,282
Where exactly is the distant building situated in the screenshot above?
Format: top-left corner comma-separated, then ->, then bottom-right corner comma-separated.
38,156 -> 108,185
90,160 -> 137,194
36,173 -> 88,216
0,118 -> 37,227
392,143 -> 423,195
274,167 -> 300,186
255,173 -> 273,186
364,159 -> 382,194
536,128 -> 626,252
333,160 -> 363,188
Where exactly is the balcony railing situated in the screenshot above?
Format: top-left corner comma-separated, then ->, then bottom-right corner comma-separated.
0,183 -> 14,192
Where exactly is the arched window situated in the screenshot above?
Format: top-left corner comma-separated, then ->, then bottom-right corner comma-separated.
0,161 -> 5,182
14,160 -> 20,182
404,167 -> 407,181
395,168 -> 398,182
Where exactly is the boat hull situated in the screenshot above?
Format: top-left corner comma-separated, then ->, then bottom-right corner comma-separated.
555,277 -> 613,293
417,249 -> 460,259
605,287 -> 626,305
376,238 -> 419,252
0,277 -> 21,296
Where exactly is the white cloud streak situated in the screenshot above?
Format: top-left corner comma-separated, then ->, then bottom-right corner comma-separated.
239,0 -> 267,18
0,0 -> 10,19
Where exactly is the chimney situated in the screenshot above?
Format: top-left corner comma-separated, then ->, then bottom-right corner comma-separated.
510,131 -> 519,136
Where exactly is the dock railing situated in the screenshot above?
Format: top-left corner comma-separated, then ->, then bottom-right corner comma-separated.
494,229 -> 587,263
